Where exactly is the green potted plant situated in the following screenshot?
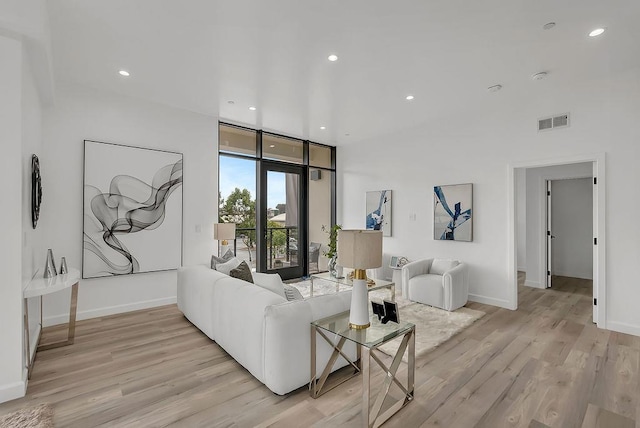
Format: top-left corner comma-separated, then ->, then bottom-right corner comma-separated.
322,224 -> 342,277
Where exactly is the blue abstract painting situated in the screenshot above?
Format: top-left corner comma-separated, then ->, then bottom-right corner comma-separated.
434,184 -> 472,241
366,190 -> 392,237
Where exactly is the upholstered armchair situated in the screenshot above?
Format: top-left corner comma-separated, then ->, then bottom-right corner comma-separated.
308,242 -> 321,273
401,258 -> 468,311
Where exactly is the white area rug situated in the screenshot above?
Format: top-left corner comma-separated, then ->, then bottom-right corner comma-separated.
0,403 -> 54,428
291,278 -> 485,359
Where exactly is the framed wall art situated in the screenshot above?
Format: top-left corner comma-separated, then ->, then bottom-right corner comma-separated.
83,140 -> 183,279
366,190 -> 392,237
434,183 -> 472,241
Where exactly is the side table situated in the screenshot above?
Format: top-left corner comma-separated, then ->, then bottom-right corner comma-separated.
310,310 -> 415,428
23,268 -> 80,378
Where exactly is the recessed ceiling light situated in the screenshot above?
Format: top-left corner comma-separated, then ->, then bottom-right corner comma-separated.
249,106 -> 256,111
118,70 -> 130,77
589,28 -> 606,37
227,100 -> 235,104
532,72 -> 548,80
320,126 -> 326,130
487,84 -> 503,93
269,144 -> 275,148
543,22 -> 556,30
405,95 -> 415,100
328,54 -> 338,62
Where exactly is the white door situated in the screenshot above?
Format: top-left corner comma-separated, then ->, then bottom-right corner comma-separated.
546,180 -> 553,288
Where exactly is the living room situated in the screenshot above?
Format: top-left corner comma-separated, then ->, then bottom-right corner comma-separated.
1,1 -> 640,426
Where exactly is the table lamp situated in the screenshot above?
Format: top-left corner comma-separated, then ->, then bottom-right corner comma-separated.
337,229 -> 383,329
214,223 -> 236,257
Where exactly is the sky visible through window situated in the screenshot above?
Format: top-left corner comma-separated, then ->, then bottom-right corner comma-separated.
219,156 -> 286,208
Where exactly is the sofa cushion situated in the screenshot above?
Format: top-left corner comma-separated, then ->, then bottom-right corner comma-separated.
211,251 -> 235,269
230,261 -> 253,283
283,284 -> 304,301
215,257 -> 242,275
252,272 -> 286,298
408,274 -> 444,306
430,259 -> 459,275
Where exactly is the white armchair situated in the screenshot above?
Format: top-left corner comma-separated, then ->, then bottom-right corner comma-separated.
401,258 -> 468,311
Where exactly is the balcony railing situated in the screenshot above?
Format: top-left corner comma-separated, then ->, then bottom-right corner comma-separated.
232,226 -> 299,270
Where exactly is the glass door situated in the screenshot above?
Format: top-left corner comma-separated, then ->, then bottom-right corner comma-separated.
259,162 -> 306,280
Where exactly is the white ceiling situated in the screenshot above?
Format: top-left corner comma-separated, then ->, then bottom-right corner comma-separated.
47,0 -> 640,145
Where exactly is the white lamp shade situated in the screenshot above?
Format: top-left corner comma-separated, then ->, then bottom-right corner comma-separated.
214,223 -> 236,240
337,230 -> 383,269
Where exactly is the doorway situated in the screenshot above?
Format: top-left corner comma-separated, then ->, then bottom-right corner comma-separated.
259,162 -> 307,280
546,178 -> 594,289
509,154 -> 605,328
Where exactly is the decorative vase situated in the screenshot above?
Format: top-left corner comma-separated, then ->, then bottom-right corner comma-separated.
328,255 -> 338,277
44,249 -> 57,278
59,257 -> 68,274
336,264 -> 344,278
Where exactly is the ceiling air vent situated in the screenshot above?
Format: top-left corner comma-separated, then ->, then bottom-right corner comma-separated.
538,113 -> 570,132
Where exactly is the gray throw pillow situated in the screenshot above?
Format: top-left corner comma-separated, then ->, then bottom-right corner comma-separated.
230,261 -> 254,283
211,250 -> 235,269
283,284 -> 304,301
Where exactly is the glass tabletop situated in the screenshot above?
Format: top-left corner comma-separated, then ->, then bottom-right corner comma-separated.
311,272 -> 394,293
312,310 -> 414,349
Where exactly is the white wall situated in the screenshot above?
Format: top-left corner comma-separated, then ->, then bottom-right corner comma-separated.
551,178 -> 593,279
524,163 -> 592,288
0,35 -> 27,403
0,0 -> 51,403
40,82 -> 217,325
338,66 -> 640,335
21,49 -> 45,370
515,168 -> 526,271
308,169 -> 332,271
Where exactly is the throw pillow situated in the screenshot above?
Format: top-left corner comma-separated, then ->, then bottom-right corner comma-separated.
230,261 -> 254,283
215,257 -> 242,275
283,284 -> 304,301
211,250 -> 235,269
430,259 -> 459,275
252,272 -> 286,298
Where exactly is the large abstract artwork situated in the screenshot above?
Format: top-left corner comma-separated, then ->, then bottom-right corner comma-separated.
83,140 -> 183,279
434,184 -> 472,241
366,190 -> 392,237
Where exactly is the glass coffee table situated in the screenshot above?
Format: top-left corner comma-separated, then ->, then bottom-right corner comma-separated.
310,272 -> 396,301
310,310 -> 415,428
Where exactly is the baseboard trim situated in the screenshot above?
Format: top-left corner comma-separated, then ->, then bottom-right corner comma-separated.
524,280 -> 543,289
606,321 -> 640,337
43,296 -> 177,327
0,379 -> 26,404
468,293 -> 512,309
552,271 -> 594,280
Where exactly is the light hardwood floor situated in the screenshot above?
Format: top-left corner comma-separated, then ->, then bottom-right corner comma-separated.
1,274 -> 638,427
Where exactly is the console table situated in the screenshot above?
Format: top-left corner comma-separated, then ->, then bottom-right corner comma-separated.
23,268 -> 80,378
310,310 -> 415,428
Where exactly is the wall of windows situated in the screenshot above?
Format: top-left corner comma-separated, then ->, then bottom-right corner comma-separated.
218,123 -> 336,277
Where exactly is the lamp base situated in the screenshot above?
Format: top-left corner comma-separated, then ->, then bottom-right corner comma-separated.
349,322 -> 371,330
349,273 -> 370,329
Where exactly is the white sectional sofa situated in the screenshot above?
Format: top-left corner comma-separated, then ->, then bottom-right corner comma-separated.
177,265 -> 356,395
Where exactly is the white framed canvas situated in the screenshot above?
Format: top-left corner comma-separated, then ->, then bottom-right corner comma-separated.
434,183 -> 472,241
366,190 -> 392,237
83,140 -> 183,279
